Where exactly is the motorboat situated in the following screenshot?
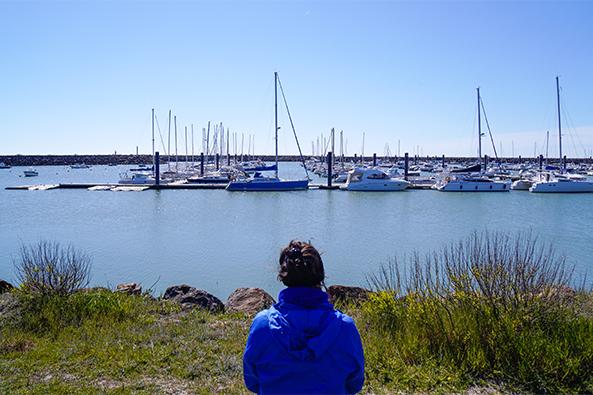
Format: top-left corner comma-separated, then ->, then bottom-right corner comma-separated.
529,172 -> 593,193
23,168 -> 38,177
187,172 -> 231,184
0,162 -> 10,169
511,179 -> 534,190
118,172 -> 155,184
434,175 -> 510,192
70,163 -> 91,169
342,168 -> 410,191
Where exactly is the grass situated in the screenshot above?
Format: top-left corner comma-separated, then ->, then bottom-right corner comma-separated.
2,231 -> 593,394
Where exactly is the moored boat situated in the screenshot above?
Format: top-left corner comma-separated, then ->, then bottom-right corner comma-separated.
342,168 -> 410,191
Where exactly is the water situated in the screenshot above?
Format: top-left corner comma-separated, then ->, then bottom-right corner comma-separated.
1,162 -> 592,300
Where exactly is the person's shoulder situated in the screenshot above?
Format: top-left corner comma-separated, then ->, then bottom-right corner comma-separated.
333,309 -> 357,327
249,308 -> 273,334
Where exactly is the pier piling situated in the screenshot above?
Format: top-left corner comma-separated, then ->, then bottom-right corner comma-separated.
484,155 -> 488,170
200,153 -> 204,176
327,152 -> 333,188
404,153 -> 409,180
442,154 -> 445,168
155,152 -> 160,187
372,153 -> 377,167
216,154 -> 220,170
563,155 -> 567,170
539,155 -> 543,170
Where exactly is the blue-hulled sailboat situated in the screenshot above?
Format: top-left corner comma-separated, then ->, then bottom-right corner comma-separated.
227,72 -> 309,191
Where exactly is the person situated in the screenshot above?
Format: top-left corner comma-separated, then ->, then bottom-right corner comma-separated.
243,240 -> 365,394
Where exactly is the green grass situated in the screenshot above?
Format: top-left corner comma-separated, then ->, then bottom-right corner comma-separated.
1,287 -> 592,394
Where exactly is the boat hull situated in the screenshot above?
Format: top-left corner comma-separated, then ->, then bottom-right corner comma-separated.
226,179 -> 308,191
344,181 -> 409,191
436,180 -> 510,192
530,181 -> 593,193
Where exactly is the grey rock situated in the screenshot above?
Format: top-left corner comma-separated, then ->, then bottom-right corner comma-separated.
326,285 -> 370,305
116,282 -> 142,296
226,288 -> 275,315
163,284 -> 224,313
0,279 -> 14,294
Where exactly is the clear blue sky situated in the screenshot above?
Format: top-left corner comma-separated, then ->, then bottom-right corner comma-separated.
1,1 -> 592,157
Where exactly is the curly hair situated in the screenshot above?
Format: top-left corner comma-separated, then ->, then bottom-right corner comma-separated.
278,240 -> 325,287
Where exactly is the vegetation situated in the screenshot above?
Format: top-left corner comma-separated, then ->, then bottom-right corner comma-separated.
1,233 -> 592,393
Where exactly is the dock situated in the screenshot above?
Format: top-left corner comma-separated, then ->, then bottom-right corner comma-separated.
5,181 -> 435,192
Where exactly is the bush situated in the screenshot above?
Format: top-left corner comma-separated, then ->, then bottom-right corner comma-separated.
362,231 -> 593,393
14,241 -> 91,296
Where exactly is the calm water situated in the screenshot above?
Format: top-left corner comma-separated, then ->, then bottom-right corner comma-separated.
1,162 -> 592,299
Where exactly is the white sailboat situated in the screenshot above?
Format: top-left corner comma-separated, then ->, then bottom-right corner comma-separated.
530,77 -> 593,193
436,87 -> 510,192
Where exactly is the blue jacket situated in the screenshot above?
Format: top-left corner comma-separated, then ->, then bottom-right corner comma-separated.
243,287 -> 365,394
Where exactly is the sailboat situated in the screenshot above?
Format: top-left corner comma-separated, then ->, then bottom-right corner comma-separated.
435,87 -> 510,192
530,77 -> 593,193
226,72 -> 309,191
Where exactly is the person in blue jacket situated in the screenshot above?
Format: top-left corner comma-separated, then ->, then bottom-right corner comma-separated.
243,240 -> 365,394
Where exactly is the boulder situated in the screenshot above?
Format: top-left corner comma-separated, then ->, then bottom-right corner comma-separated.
226,288 -> 275,315
0,292 -> 21,326
163,284 -> 224,313
326,285 -> 370,305
0,280 -> 14,294
116,282 -> 142,296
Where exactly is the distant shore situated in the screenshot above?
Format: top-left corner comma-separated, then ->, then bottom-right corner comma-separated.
1,154 -> 592,167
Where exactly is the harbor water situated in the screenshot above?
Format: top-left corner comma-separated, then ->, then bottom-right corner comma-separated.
1,162 -> 592,299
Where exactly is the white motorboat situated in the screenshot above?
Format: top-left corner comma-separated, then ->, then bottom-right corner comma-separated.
342,168 -> 410,191
434,175 -> 510,192
511,179 -> 534,190
70,163 -> 91,169
23,168 -> 38,177
118,172 -> 155,184
530,172 -> 593,193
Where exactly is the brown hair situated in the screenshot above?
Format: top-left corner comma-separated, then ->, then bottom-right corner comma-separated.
278,240 -> 325,287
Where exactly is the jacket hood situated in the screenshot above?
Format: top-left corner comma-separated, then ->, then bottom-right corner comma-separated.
268,287 -> 342,361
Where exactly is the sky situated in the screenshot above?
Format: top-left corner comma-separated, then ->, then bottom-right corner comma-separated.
1,1 -> 593,158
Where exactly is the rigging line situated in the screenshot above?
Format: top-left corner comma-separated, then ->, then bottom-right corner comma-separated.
276,74 -> 310,180
561,105 -> 580,157
479,97 -> 499,161
561,101 -> 587,157
154,114 -> 168,155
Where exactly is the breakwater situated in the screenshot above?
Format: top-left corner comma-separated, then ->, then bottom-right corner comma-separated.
2,154 -> 593,167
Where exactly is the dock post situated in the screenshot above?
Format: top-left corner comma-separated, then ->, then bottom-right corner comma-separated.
442,154 -> 445,168
216,153 -> 220,170
354,153 -> 357,163
563,155 -> 567,170
414,155 -> 417,165
539,154 -> 543,170
227,153 -> 230,166
519,155 -> 522,164
404,152 -> 409,180
155,151 -> 160,187
327,152 -> 333,188
200,152 -> 204,176
372,153 -> 377,167
484,155 -> 488,171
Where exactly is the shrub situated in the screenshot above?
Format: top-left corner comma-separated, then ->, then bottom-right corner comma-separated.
362,231 -> 593,393
14,241 -> 91,296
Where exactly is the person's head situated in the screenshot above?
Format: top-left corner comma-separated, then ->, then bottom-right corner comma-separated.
278,240 -> 325,287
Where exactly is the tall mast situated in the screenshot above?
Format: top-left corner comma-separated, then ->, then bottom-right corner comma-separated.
274,71 -> 279,178
185,126 -> 188,168
556,76 -> 562,161
174,115 -> 178,171
167,110 -> 171,171
477,87 -> 482,160
546,130 -> 550,161
191,124 -> 194,164
151,108 -> 155,174
226,128 -> 230,164
331,128 -> 335,168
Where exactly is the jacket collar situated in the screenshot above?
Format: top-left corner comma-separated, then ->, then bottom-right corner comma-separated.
278,287 -> 331,309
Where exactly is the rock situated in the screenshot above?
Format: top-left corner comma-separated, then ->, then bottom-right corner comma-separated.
0,280 -> 14,294
326,285 -> 370,305
116,282 -> 142,296
0,292 -> 21,326
163,284 -> 224,313
226,288 -> 275,315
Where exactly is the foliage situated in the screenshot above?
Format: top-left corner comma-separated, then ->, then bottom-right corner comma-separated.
14,241 -> 91,296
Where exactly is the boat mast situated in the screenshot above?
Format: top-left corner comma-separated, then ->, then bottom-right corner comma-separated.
546,130 -> 550,162
331,128 -> 335,168
274,71 -> 279,179
556,76 -> 562,161
226,128 -> 230,165
151,108 -> 155,175
167,110 -> 171,171
477,87 -> 482,160
191,124 -> 194,164
174,115 -> 178,172
185,126 -> 188,169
